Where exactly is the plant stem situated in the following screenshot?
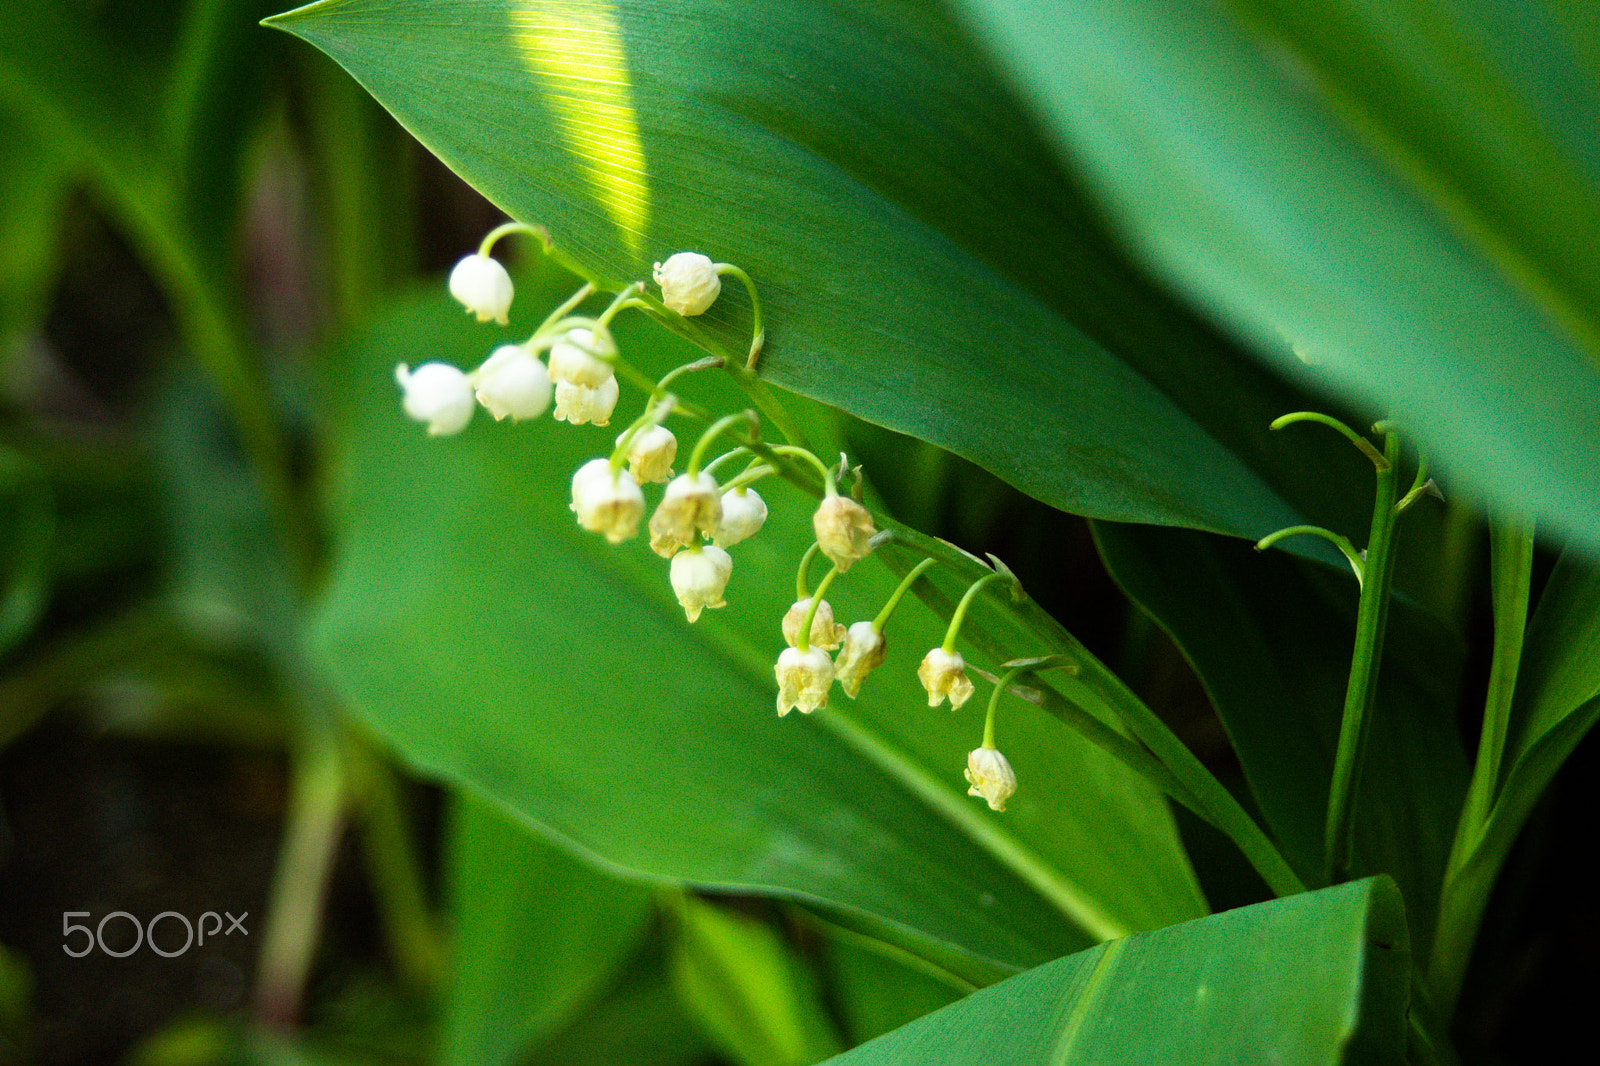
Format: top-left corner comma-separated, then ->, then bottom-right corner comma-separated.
1324,430 -> 1403,884
254,726 -> 346,1028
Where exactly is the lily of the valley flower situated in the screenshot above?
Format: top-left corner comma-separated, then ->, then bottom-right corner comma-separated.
553,377 -> 621,426
570,458 -> 644,543
474,345 -> 551,421
396,362 -> 475,437
652,252 -> 721,316
670,544 -> 733,622
834,622 -> 886,699
917,647 -> 974,708
782,598 -> 846,650
775,645 -> 833,716
618,425 -> 677,484
711,487 -> 767,548
448,253 -> 514,325
548,327 -> 616,388
813,494 -> 876,573
964,746 -> 1017,812
649,471 -> 722,557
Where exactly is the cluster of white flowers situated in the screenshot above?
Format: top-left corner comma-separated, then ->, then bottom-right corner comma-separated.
404,231 -> 1022,815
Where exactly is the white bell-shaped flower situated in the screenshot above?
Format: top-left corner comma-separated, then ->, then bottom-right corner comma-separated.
782,598 -> 847,651
670,544 -> 733,622
448,253 -> 514,325
649,471 -> 722,558
618,425 -> 677,484
652,252 -> 721,316
965,746 -> 1017,812
548,327 -> 616,388
711,487 -> 768,548
569,458 -> 644,543
834,621 -> 886,699
813,494 -> 876,573
395,362 -> 475,437
775,646 -> 834,717
917,647 -> 974,709
473,345 -> 551,421
553,377 -> 621,426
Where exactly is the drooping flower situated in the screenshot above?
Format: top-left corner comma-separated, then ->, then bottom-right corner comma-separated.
711,487 -> 768,549
917,647 -> 974,708
813,494 -> 876,573
548,327 -> 616,388
618,424 -> 677,484
781,598 -> 847,651
652,252 -> 721,316
553,377 -> 621,426
570,458 -> 644,543
649,472 -> 722,557
964,746 -> 1017,812
473,345 -> 552,421
834,622 -> 886,699
395,362 -> 475,437
775,646 -> 834,716
448,253 -> 514,325
670,544 -> 733,622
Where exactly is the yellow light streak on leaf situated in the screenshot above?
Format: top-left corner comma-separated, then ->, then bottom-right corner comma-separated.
509,1 -> 650,255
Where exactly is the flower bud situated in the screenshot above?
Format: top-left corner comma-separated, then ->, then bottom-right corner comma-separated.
670,544 -> 733,622
649,472 -> 722,557
782,598 -> 846,650
570,458 -> 644,543
917,647 -> 974,708
965,746 -> 1017,812
473,345 -> 552,421
395,362 -> 475,437
553,377 -> 621,426
834,621 -> 886,699
652,252 -> 722,316
548,327 -> 616,388
448,253 -> 514,324
813,495 -> 876,573
775,645 -> 834,716
618,425 -> 677,484
711,487 -> 768,548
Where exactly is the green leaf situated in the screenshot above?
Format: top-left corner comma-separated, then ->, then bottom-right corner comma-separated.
667,895 -> 841,1066
265,0 -> 1369,542
1463,547 -> 1600,872
311,268 -> 1206,974
953,0 -> 1600,552
1093,523 -> 1468,958
440,789 -> 654,1066
819,877 -> 1409,1066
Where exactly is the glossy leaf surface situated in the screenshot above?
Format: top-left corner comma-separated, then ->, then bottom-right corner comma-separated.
266,0 -> 1368,542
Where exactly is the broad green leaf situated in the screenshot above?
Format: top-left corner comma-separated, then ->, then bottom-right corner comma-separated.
667,895 -> 841,1066
1093,523 -> 1468,957
266,0 -> 1375,543
312,268 -> 1206,975
954,0 -> 1600,552
820,877 -> 1409,1066
440,789 -> 654,1066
